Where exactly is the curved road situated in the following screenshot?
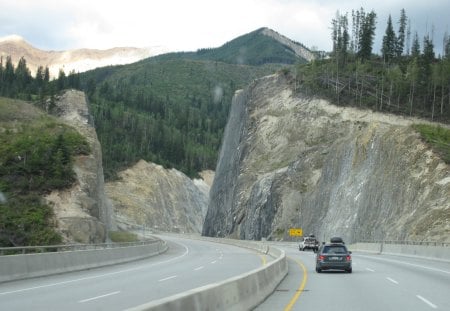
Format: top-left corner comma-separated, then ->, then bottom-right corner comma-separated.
256,242 -> 450,311
0,235 -> 268,311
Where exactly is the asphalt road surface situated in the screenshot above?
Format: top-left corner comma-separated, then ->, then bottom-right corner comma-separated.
0,235 -> 268,311
256,242 -> 450,311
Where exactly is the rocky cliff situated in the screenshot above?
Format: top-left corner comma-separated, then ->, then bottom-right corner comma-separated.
106,160 -> 211,234
45,90 -> 114,243
203,74 -> 450,243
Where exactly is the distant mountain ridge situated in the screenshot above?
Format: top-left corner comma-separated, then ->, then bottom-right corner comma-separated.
0,35 -> 168,78
146,27 -> 314,65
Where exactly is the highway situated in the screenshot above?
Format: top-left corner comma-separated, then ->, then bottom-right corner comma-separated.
2,237 -> 449,311
256,242 -> 450,311
0,235 -> 269,311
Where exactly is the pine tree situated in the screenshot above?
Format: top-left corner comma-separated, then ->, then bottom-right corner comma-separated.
382,15 -> 396,63
358,10 -> 377,61
411,32 -> 421,58
396,9 -> 407,57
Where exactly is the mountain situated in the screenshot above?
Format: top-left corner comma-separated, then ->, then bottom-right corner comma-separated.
78,27 -> 313,179
144,27 -> 315,65
203,73 -> 450,243
0,35 -> 168,78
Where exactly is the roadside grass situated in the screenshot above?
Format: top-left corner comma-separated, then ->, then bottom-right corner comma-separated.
109,231 -> 139,243
412,124 -> 450,164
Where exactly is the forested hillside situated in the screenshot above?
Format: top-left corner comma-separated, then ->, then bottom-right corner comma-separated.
78,28 -> 310,179
296,8 -> 450,124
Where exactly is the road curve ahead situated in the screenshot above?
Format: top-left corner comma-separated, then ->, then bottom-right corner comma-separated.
0,235 -> 269,311
256,242 -> 450,311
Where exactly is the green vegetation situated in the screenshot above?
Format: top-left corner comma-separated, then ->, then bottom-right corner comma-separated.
81,59 -> 283,179
78,28 -> 306,179
296,8 -> 450,124
412,124 -> 450,163
0,55 -> 80,101
0,97 -> 90,247
109,231 -> 139,242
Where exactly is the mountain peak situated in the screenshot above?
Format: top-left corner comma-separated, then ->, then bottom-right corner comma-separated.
0,34 -> 25,43
258,27 -> 316,62
0,35 -> 26,43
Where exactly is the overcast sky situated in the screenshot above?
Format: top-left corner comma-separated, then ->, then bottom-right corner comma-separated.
1,0 -> 449,55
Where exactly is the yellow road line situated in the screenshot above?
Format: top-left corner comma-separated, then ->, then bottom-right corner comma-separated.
284,256 -> 308,311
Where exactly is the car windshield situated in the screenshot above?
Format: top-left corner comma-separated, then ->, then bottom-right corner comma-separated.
323,246 -> 347,254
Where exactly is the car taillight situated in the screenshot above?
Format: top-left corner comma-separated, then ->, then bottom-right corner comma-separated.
346,255 -> 352,261
318,255 -> 325,261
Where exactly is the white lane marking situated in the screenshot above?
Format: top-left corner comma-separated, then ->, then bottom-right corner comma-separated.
386,277 -> 399,284
211,260 -> 217,264
366,268 -> 375,272
0,242 -> 189,296
194,266 -> 204,271
78,291 -> 120,303
158,275 -> 177,282
357,254 -> 450,275
416,295 -> 437,309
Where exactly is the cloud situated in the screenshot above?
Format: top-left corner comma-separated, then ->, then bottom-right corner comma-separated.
0,0 -> 449,54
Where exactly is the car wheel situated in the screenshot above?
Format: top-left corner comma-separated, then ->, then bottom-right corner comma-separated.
316,267 -> 321,273
346,268 -> 352,273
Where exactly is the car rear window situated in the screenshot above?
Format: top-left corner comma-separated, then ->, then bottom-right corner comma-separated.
323,246 -> 347,254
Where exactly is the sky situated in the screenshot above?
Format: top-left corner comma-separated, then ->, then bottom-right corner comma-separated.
1,0 -> 449,55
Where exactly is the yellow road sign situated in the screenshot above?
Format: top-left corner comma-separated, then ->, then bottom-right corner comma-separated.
289,228 -> 303,237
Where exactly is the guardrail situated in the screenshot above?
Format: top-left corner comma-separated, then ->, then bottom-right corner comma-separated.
350,241 -> 450,262
357,240 -> 450,247
0,240 -> 159,256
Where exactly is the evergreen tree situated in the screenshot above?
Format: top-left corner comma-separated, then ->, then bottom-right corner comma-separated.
44,66 -> 50,83
411,32 -> 421,58
4,56 -> 15,84
396,9 -> 407,57
382,15 -> 396,63
57,69 -> 66,90
358,10 -> 377,61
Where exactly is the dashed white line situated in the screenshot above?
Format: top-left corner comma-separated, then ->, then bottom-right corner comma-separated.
194,266 -> 204,271
211,260 -> 217,264
357,255 -> 450,275
158,275 -> 177,282
386,277 -> 399,284
78,291 -> 120,303
416,295 -> 437,309
0,243 -> 189,296
366,268 -> 375,272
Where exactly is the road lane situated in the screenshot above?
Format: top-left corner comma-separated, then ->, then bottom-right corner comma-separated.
0,235 -> 267,311
256,242 -> 450,311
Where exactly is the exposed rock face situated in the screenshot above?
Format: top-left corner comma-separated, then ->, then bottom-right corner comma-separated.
44,90 -> 114,243
203,74 -> 450,243
260,28 -> 316,62
106,160 -> 210,234
0,35 -> 168,78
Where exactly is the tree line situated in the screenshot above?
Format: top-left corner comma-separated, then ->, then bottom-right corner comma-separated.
0,56 -> 81,101
299,8 -> 450,123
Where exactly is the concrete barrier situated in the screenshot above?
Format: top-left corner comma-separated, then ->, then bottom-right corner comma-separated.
125,237 -> 288,311
350,242 -> 450,262
0,240 -> 168,283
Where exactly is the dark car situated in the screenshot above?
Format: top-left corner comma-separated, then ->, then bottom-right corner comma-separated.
315,242 -> 352,273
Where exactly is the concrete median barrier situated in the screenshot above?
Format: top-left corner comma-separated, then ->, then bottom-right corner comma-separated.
350,242 -> 450,262
125,237 -> 288,311
0,240 -> 168,283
